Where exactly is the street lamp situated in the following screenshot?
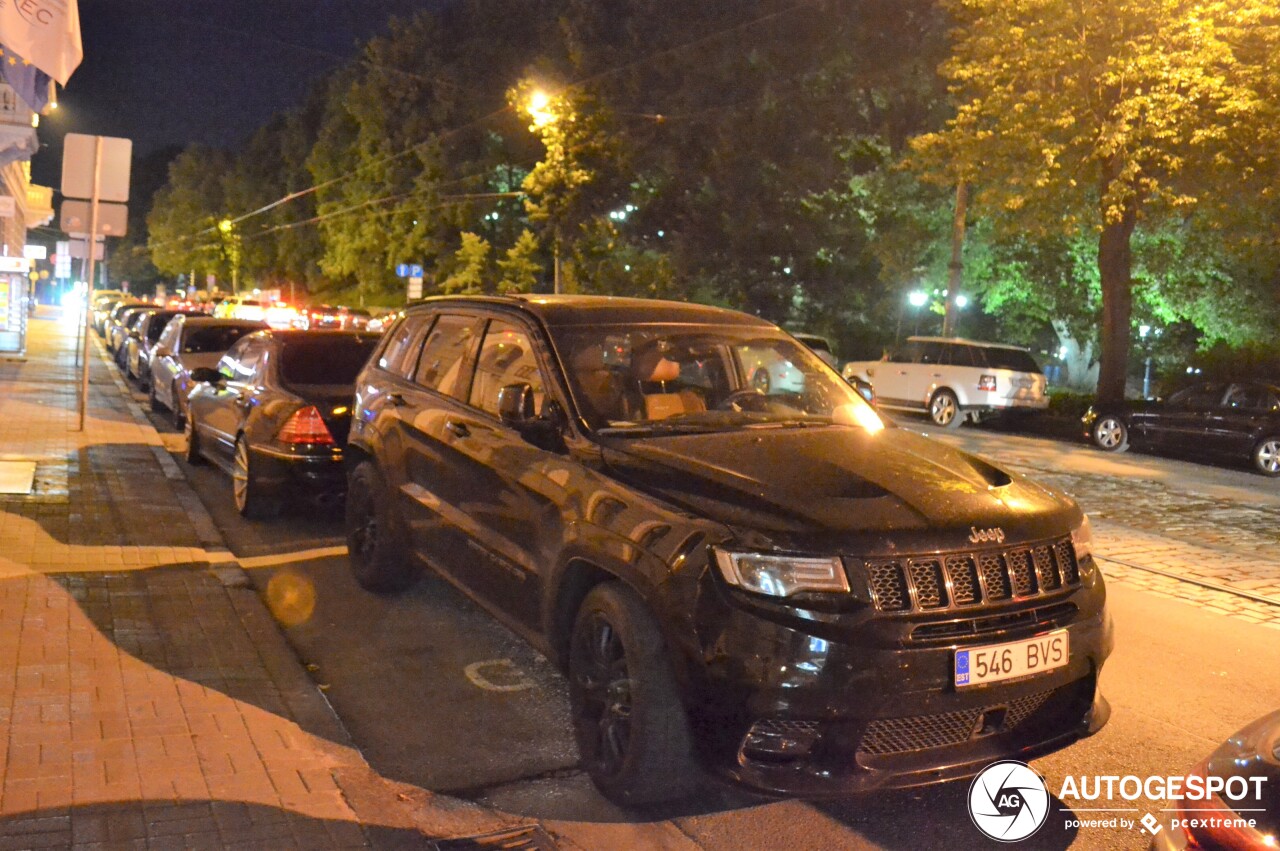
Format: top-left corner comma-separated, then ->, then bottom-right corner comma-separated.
519,87 -> 567,294
1139,324 -> 1153,399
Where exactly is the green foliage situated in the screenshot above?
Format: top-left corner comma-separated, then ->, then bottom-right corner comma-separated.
497,229 -> 542,293
439,232 -> 492,295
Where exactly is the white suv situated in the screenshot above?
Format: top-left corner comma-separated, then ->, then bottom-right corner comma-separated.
842,336 -> 1048,428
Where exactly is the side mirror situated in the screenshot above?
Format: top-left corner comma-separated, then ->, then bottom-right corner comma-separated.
154,346 -> 171,359
498,384 -> 565,451
497,383 -> 535,426
190,367 -> 223,385
129,330 -> 142,340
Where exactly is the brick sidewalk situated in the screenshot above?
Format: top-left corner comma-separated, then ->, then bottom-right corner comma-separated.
0,309 -> 523,848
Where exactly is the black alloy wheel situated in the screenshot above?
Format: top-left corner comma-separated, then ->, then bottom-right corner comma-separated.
1092,415 -> 1129,452
232,437 -> 279,519
345,461 -> 417,592
568,583 -> 698,806
929,389 -> 963,429
1253,436 -> 1280,477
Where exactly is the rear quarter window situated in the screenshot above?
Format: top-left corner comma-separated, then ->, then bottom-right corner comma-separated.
981,347 -> 1041,373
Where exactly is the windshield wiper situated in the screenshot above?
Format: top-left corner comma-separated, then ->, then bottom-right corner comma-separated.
598,421 -> 732,437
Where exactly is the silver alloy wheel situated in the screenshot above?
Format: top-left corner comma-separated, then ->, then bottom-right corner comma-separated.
233,439 -> 251,513
930,392 -> 958,427
1256,438 -> 1280,476
1094,416 -> 1127,450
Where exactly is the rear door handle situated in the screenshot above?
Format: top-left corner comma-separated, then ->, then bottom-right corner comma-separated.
445,420 -> 470,438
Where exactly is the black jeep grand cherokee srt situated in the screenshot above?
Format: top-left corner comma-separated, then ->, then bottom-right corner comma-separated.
345,295 -> 1112,805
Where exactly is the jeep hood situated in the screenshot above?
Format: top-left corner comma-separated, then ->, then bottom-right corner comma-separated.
598,426 -> 1078,550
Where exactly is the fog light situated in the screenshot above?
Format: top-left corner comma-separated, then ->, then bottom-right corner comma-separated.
739,719 -> 820,763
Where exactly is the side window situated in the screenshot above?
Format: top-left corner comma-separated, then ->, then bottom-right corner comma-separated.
469,319 -> 547,417
890,342 -> 920,364
918,342 -> 946,364
415,315 -> 482,398
1169,383 -> 1225,409
949,345 -> 978,367
378,314 -> 434,378
157,320 -> 181,352
1228,385 -> 1280,412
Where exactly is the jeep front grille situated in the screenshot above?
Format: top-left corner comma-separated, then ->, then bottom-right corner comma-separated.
858,687 -> 1062,756
863,537 -> 1080,613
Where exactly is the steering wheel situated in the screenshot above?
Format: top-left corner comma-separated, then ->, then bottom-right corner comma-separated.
719,388 -> 767,411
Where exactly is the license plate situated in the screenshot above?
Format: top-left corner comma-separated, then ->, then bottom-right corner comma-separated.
955,630 -> 1069,688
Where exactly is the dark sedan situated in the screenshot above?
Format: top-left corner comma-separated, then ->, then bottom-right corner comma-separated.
185,329 -> 380,518
1083,381 -> 1280,477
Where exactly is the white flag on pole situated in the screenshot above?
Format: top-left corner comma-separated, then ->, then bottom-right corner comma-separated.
0,0 -> 82,84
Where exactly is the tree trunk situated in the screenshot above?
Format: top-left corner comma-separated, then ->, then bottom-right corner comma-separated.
1095,198 -> 1137,403
942,182 -> 967,337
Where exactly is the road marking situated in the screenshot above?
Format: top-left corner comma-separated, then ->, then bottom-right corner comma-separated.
1097,555 -> 1280,608
463,658 -> 536,692
238,545 -> 349,569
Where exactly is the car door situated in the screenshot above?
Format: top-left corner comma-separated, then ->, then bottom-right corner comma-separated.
199,337 -> 267,464
421,315 -> 570,632
863,341 -> 920,407
1149,383 -> 1227,449
374,313 -> 485,572
906,341 -> 948,408
1207,383 -> 1280,456
152,319 -> 183,405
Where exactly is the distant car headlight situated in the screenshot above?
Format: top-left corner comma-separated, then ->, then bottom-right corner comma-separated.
1071,514 -> 1095,567
713,549 -> 849,597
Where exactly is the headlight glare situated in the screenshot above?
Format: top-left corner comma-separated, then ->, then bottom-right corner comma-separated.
713,549 -> 849,597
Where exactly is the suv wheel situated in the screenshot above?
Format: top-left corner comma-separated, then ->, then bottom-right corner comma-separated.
569,583 -> 698,806
346,460 -> 417,592
1252,437 -> 1280,477
233,437 -> 280,519
929,389 -> 963,429
1092,416 -> 1129,452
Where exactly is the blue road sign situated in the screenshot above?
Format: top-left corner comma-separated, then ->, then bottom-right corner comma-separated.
395,263 -> 410,277
410,264 -> 423,278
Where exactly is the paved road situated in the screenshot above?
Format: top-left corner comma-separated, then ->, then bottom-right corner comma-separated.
127,375 -> 1280,851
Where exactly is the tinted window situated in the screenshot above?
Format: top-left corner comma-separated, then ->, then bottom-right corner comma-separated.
280,338 -> 380,386
378,314 -> 433,377
469,320 -> 546,417
890,342 -> 920,364
1167,383 -> 1225,408
946,345 -> 979,367
1226,384 -> 1280,412
415,315 -> 481,398
918,342 -> 946,364
982,347 -> 1041,373
182,323 -> 267,354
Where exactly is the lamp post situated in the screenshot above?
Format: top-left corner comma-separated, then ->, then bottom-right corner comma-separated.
1139,324 -> 1153,399
520,87 -> 567,294
908,290 -> 928,337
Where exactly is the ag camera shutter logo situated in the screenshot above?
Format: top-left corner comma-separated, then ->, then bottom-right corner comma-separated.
968,760 -> 1051,842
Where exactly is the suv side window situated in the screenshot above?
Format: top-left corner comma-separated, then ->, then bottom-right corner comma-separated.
415,315 -> 482,399
948,345 -> 978,367
469,319 -> 547,417
889,342 -> 920,364
1168,383 -> 1225,409
378,314 -> 435,378
918,342 -> 946,364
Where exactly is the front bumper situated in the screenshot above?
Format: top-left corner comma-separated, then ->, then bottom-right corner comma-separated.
679,569 -> 1112,797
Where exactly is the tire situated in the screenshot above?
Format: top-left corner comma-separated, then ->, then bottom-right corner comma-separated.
232,437 -> 280,519
568,583 -> 699,806
1091,415 -> 1129,453
1252,436 -> 1280,477
172,383 -> 185,429
345,460 -> 418,593
929,389 -> 963,429
184,410 -> 205,465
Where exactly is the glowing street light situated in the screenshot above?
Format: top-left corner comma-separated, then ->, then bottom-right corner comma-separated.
527,89 -> 557,129
908,290 -> 928,308
955,294 -> 969,309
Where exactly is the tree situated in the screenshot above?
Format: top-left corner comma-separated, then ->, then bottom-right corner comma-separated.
911,0 -> 1280,401
497,229 -> 542,293
439,232 -> 491,294
147,146 -> 233,283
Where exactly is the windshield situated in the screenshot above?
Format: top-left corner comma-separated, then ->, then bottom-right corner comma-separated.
279,338 -> 379,386
182,322 -> 267,354
552,323 -> 884,435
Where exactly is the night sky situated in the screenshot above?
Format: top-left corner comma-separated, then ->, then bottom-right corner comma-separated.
31,0 -> 443,186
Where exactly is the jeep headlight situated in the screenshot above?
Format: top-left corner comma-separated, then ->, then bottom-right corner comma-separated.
1071,514 -> 1095,565
713,549 -> 849,597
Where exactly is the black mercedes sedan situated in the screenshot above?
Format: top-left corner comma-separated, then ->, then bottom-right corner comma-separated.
345,295 -> 1112,806
1083,381 -> 1280,476
185,329 -> 380,518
